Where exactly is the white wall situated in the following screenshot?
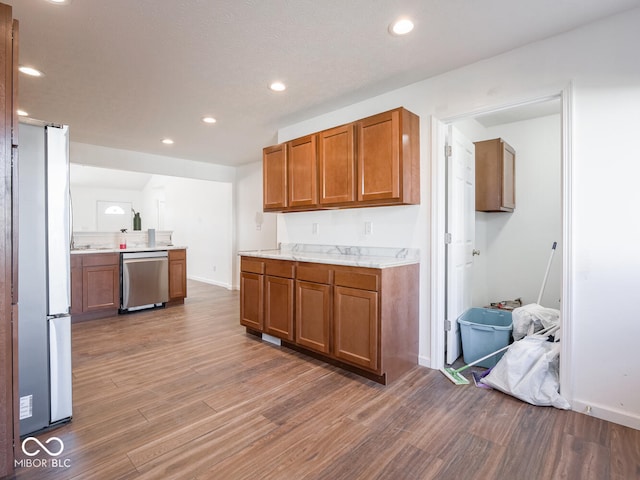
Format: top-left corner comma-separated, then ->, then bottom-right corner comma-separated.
70,142 -> 236,183
72,186 -> 143,231
70,144 -> 236,288
151,176 -> 234,289
236,9 -> 640,428
233,162 -> 278,288
465,114 -> 562,308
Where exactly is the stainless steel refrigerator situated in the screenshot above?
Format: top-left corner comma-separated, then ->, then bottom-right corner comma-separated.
18,121 -> 73,436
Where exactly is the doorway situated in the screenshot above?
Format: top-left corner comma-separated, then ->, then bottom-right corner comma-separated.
430,91 -> 573,399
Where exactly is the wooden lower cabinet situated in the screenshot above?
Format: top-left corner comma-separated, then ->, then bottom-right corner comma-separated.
296,280 -> 331,354
83,264 -> 119,312
265,276 -> 294,340
334,286 -> 378,370
168,249 -> 187,301
240,256 -> 418,384
240,271 -> 264,331
71,253 -> 120,321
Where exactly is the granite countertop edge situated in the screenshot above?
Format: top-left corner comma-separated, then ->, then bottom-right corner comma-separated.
239,249 -> 419,269
71,245 -> 187,255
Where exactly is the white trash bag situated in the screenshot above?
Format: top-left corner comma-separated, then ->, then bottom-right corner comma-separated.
512,304 -> 560,341
481,334 -> 570,410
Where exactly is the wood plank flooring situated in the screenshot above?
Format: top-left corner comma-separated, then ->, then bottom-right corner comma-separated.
11,281 -> 640,479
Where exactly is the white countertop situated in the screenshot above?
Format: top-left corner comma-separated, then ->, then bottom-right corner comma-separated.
71,246 -> 187,255
239,244 -> 419,269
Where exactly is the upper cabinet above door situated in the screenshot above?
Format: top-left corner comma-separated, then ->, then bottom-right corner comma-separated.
263,107 -> 420,212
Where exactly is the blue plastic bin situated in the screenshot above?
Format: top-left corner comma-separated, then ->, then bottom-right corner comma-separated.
458,308 -> 513,368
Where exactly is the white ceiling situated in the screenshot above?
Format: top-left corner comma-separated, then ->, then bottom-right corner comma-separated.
8,0 -> 640,167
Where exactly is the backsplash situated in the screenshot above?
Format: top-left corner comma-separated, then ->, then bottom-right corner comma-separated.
72,231 -> 174,250
280,243 -> 420,260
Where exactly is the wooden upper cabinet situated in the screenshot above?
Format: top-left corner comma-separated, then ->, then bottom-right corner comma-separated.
263,143 -> 287,211
287,134 -> 318,209
474,138 -> 516,212
357,110 -> 400,202
319,124 -> 355,206
356,107 -> 420,205
262,107 -> 419,212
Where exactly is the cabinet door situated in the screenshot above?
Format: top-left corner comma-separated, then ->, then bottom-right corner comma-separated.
168,249 -> 187,300
319,124 -> 355,205
264,275 -> 294,340
296,280 -> 331,354
288,134 -> 318,208
333,286 -> 379,371
357,109 -> 400,202
263,144 -> 287,211
475,138 -> 515,212
240,272 -> 264,331
82,264 -> 119,312
502,142 -> 516,210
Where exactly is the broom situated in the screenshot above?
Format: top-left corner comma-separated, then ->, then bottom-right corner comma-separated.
440,324 -> 559,385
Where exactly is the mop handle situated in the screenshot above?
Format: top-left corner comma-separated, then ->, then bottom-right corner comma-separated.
536,242 -> 557,305
453,324 -> 560,374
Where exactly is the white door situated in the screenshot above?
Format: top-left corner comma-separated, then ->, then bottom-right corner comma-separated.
445,126 -> 476,364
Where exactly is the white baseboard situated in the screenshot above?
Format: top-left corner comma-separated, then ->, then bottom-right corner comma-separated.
571,398 -> 640,430
187,275 -> 232,290
418,354 -> 432,369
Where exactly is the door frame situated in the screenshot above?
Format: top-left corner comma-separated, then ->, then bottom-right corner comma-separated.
430,85 -> 574,403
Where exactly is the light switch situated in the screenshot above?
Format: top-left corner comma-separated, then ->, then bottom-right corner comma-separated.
365,221 -> 373,235
312,223 -> 319,235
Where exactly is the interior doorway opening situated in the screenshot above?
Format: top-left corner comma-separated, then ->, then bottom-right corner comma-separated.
431,91 -> 572,399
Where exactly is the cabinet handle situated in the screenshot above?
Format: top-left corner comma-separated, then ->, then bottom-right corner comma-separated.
472,249 -> 481,256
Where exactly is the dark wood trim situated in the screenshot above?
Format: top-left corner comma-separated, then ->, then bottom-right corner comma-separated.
0,3 -> 16,477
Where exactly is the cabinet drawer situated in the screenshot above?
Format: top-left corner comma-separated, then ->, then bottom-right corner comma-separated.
334,269 -> 379,291
81,253 -> 119,267
297,264 -> 333,284
169,249 -> 186,260
241,257 -> 265,274
265,259 -> 295,278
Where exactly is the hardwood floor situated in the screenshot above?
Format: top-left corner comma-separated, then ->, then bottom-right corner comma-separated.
11,281 -> 640,479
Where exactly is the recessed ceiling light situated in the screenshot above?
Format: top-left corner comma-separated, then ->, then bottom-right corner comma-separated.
18,66 -> 44,77
269,81 -> 286,92
17,109 -> 29,117
202,116 -> 217,124
161,138 -> 174,145
389,18 -> 414,36
46,0 -> 72,5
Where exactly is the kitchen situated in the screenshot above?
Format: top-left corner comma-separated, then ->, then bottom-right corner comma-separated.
2,1 -> 640,478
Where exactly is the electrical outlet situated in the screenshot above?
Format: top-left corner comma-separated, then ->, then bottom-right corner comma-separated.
364,221 -> 373,235
213,265 -> 217,272
312,223 -> 319,235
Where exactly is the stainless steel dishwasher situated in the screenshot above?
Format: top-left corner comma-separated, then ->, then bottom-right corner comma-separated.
121,251 -> 169,312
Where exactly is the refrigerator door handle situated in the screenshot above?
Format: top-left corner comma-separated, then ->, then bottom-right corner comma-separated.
49,316 -> 72,422
45,125 -> 71,316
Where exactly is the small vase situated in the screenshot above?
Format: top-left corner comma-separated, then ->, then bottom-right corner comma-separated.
133,213 -> 141,231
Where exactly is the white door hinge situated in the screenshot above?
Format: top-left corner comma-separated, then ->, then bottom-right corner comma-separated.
445,145 -> 452,157
445,319 -> 452,331
445,233 -> 452,244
